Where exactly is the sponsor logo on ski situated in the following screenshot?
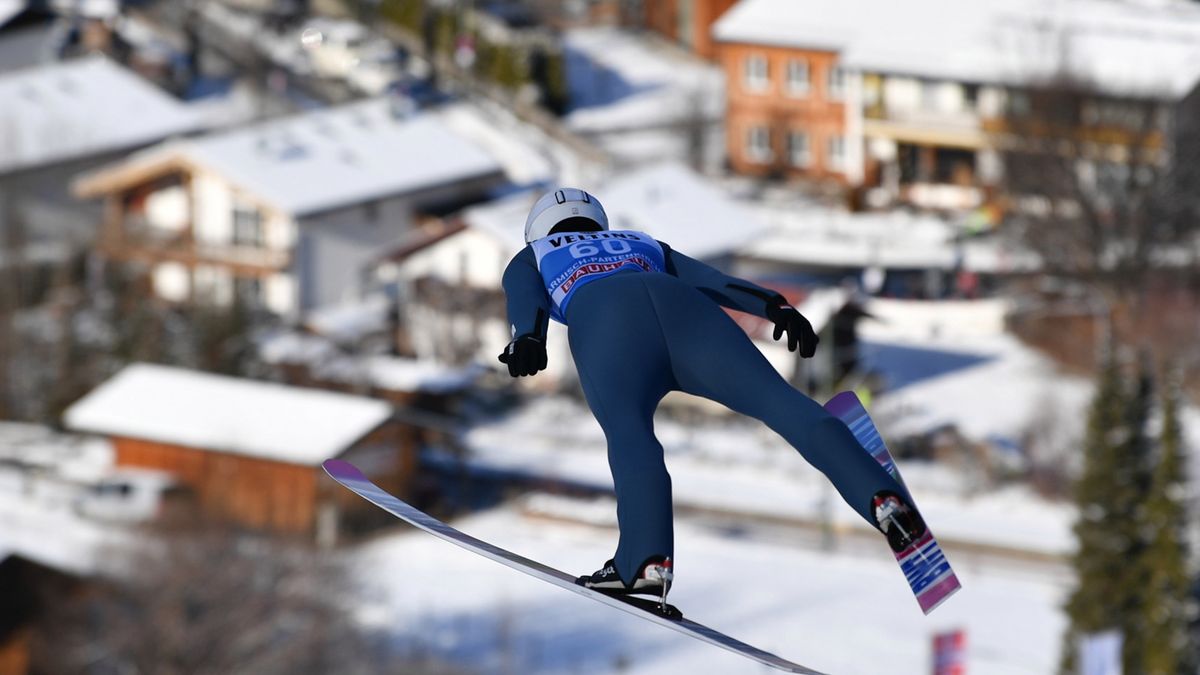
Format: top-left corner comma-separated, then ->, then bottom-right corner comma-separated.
900,542 -> 953,595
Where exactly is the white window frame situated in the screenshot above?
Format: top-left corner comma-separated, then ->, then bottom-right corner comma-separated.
745,125 -> 772,163
744,54 -> 769,93
785,59 -> 810,97
788,130 -> 811,168
827,64 -> 846,101
827,135 -> 847,171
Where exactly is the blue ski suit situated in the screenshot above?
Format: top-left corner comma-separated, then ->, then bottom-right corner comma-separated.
502,230 -> 905,585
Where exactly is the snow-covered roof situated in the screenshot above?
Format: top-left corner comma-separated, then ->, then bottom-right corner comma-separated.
186,100 -> 505,215
0,1 -> 26,27
82,99 -> 507,216
0,56 -> 201,175
49,0 -> 117,18
712,0 -> 866,51
461,189 -> 539,253
602,163 -> 769,259
258,331 -> 485,394
739,204 -> 1038,273
439,102 -> 556,186
714,0 -> 1200,99
465,163 -> 767,260
0,421 -> 113,483
63,363 -> 393,466
305,295 -> 391,345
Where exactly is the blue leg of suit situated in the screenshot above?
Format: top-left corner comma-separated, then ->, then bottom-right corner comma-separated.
567,270 -> 905,584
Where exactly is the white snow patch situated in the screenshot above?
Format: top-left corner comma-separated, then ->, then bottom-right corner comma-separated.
350,505 -> 1066,674
463,395 -> 1076,555
63,363 -> 393,465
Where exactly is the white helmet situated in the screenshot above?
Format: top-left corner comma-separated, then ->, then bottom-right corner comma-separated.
524,188 -> 609,243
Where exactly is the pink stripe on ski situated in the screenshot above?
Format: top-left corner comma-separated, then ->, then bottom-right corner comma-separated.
917,575 -> 962,614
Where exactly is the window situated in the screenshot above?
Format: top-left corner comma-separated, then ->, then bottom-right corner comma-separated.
921,81 -> 941,111
233,204 -> 263,247
744,55 -> 769,92
785,59 -> 810,96
963,83 -> 979,109
745,126 -> 772,163
827,136 -> 846,171
787,131 -> 811,167
234,276 -> 262,306
827,65 -> 846,100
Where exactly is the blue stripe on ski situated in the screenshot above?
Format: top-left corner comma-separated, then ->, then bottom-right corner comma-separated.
824,391 -> 961,614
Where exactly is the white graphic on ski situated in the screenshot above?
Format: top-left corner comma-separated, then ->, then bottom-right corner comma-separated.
824,391 -> 962,614
323,459 -> 826,674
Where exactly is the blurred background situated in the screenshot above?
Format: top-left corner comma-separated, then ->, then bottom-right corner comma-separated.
1,0 -> 1199,672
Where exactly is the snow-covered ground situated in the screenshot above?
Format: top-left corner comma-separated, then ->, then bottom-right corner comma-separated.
352,504 -> 1065,674
0,424 -> 120,575
463,394 -> 1075,557
460,298 -> 1092,557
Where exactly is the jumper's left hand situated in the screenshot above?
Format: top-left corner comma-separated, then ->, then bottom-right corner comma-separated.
766,303 -> 819,357
498,334 -> 548,377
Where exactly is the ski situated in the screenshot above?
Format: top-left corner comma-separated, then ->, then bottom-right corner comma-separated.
323,459 -> 826,674
824,391 -> 962,614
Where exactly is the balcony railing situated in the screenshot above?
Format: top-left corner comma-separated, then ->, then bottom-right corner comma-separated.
865,106 -> 984,131
100,217 -> 290,272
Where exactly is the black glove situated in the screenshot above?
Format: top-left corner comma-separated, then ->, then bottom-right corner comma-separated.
765,302 -> 819,358
498,334 -> 547,377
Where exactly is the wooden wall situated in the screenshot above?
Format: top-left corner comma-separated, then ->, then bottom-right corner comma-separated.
113,438 -> 319,534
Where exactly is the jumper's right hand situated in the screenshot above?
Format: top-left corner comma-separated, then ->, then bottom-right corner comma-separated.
765,302 -> 819,358
498,335 -> 547,377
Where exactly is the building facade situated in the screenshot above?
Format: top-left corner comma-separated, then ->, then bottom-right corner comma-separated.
72,102 -> 507,317
720,40 -> 854,182
645,0 -> 739,60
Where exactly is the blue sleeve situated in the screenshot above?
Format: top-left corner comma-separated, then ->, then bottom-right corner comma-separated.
502,246 -> 551,339
660,241 -> 785,318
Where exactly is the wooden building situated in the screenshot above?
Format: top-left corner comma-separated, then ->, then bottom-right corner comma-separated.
71,100 -> 507,319
713,0 -> 1200,212
63,363 -> 408,540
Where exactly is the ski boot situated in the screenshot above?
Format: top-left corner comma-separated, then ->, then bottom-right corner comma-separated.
578,556 -> 673,599
578,555 -> 677,618
873,491 -> 927,552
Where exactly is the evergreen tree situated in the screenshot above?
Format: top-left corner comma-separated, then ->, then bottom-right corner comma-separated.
1061,352 -> 1135,673
1116,359 -> 1157,673
1141,368 -> 1194,674
1061,354 -> 1195,674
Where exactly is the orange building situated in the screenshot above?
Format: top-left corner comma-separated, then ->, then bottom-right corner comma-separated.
712,0 -> 864,183
644,0 -> 739,60
718,41 -> 851,181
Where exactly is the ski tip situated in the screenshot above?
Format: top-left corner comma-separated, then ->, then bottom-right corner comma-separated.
322,458 -> 365,482
823,390 -> 860,415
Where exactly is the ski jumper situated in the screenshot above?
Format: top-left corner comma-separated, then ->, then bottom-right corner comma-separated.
502,230 -> 907,584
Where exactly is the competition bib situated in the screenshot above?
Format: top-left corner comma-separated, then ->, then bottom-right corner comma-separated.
531,230 -> 666,323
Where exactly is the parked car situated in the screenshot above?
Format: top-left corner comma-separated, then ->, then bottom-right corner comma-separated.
77,468 -> 184,523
